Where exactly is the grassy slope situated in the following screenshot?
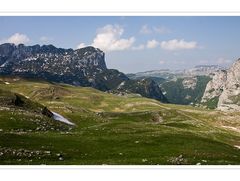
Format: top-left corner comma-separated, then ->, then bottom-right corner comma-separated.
0,76 -> 240,165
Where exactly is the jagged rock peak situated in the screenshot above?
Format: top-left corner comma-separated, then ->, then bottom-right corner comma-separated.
0,43 -> 107,87
0,43 -> 168,103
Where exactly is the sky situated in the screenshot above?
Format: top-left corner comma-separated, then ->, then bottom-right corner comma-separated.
0,16 -> 240,73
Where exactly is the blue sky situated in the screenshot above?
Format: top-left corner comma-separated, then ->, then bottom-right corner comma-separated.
0,16 -> 240,73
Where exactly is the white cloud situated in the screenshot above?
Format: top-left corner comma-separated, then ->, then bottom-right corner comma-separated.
153,26 -> 171,34
217,57 -> 232,64
0,33 -> 30,45
91,24 -> 135,52
146,39 -> 159,49
77,43 -> 86,49
139,25 -> 152,34
140,25 -> 171,34
160,39 -> 197,51
132,44 -> 145,50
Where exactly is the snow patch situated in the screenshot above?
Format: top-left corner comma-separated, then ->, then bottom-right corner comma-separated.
234,145 -> 240,149
117,81 -> 125,89
52,112 -> 75,126
4,82 -> 10,85
0,62 -> 7,68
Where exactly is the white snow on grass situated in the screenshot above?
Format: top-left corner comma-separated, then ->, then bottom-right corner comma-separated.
234,145 -> 240,149
52,112 -> 75,126
4,82 -> 10,85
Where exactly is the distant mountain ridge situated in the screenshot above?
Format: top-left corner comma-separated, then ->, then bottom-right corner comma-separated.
128,65 -> 225,81
184,65 -> 224,76
0,43 -> 167,102
128,65 -> 224,106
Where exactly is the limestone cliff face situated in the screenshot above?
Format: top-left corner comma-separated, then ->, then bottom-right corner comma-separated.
0,43 -> 168,103
218,59 -> 240,111
182,77 -> 197,90
201,70 -> 227,104
201,58 -> 240,111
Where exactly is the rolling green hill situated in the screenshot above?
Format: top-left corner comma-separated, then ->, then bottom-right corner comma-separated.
0,76 -> 240,165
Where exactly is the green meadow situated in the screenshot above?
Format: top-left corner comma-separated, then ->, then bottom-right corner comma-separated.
0,76 -> 240,165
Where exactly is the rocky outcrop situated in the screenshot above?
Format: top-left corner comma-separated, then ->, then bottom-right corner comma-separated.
42,107 -> 54,118
0,43 -> 167,103
182,77 -> 197,89
0,43 -> 106,87
217,59 -> 240,111
201,70 -> 227,105
201,58 -> 240,111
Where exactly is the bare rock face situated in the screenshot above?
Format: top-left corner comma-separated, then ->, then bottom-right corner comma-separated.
42,107 -> 54,118
0,43 -> 167,103
201,58 -> 240,111
201,70 -> 227,104
182,77 -> 197,90
0,43 -> 107,87
218,59 -> 240,111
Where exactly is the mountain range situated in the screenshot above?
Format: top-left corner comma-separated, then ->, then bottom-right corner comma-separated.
128,65 -> 224,106
0,43 -> 168,102
1,43 -> 240,110
1,43 -> 240,165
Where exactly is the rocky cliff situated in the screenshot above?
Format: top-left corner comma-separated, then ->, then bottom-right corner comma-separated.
0,43 -> 167,103
0,43 -> 107,87
201,58 -> 240,111
218,59 -> 240,111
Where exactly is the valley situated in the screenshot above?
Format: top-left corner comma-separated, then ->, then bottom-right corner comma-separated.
1,43 -> 240,165
0,77 -> 240,165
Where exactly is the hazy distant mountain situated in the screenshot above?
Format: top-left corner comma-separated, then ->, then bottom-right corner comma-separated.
128,65 -> 225,81
183,65 -> 225,76
127,69 -> 183,80
128,65 -> 224,105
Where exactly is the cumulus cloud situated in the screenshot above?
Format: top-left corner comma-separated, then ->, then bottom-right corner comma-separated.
153,26 -> 171,34
140,25 -> 171,34
91,24 -> 135,52
160,39 -> 197,51
132,40 -> 160,50
0,33 -> 30,45
146,39 -> 159,49
132,44 -> 145,50
77,43 -> 86,49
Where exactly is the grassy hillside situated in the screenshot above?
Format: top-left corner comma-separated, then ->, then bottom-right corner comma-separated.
0,76 -> 240,165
